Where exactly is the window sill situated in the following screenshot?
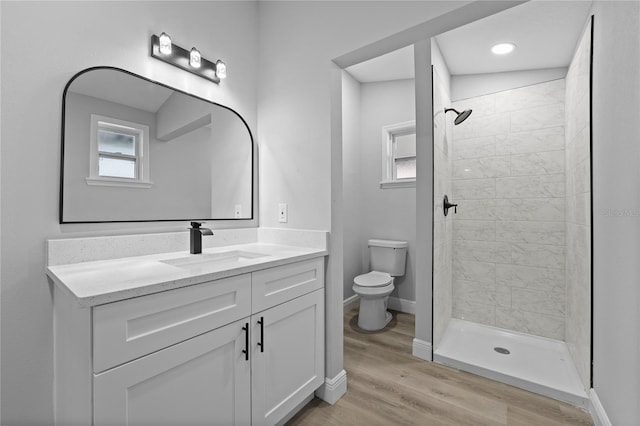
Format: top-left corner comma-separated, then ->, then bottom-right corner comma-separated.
380,179 -> 416,189
85,176 -> 153,189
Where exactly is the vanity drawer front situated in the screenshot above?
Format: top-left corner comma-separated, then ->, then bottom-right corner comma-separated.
93,274 -> 251,373
252,258 -> 324,312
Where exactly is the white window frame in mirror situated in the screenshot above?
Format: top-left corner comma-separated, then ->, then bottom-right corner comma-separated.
380,120 -> 416,189
86,114 -> 153,188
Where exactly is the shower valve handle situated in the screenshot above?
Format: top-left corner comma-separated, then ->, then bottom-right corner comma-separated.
443,195 -> 458,216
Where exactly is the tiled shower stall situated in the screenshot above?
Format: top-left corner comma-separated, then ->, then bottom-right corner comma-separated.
432,18 -> 592,400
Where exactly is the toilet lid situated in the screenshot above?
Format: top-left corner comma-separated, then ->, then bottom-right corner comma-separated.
354,271 -> 392,287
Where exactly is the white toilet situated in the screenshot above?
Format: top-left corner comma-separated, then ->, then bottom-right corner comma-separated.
353,239 -> 408,331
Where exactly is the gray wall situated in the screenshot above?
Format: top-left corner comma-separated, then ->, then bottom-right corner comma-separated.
342,77 -> 416,302
591,2 -> 640,424
359,79 -> 416,302
342,71 -> 362,300
0,2 -> 258,424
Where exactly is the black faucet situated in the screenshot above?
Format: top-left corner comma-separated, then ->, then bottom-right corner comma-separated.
189,221 -> 214,254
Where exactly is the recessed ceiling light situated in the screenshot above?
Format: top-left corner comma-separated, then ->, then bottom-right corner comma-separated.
491,42 -> 516,55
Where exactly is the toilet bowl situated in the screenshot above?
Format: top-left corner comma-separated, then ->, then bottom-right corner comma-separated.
352,271 -> 395,330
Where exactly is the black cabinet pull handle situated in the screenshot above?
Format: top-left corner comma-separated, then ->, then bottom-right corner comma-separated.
257,317 -> 264,352
242,323 -> 249,361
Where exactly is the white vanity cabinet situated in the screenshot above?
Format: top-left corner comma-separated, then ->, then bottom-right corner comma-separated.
53,256 -> 325,426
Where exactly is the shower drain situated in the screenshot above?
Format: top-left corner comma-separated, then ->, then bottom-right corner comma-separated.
494,347 -> 510,355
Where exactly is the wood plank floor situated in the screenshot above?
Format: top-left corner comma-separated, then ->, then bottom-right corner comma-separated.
287,307 -> 593,426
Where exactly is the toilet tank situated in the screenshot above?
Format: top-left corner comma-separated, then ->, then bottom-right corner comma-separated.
368,239 -> 408,277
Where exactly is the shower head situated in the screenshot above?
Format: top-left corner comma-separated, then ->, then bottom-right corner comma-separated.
444,108 -> 473,125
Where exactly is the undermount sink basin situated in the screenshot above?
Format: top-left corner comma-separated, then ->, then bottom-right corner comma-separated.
160,250 -> 268,268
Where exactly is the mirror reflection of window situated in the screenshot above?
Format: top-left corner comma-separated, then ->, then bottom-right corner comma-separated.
87,114 -> 150,188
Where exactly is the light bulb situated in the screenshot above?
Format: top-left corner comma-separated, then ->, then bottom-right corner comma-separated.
491,42 -> 516,55
215,60 -> 227,79
190,48 -> 201,68
159,32 -> 172,55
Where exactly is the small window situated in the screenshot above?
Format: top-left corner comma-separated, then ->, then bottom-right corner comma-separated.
381,121 -> 416,188
87,115 -> 152,188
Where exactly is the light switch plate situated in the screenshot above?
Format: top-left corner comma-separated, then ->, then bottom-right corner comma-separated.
234,204 -> 242,218
278,203 -> 288,223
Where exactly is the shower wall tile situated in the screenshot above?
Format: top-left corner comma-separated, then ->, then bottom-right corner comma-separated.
496,264 -> 564,293
510,151 -> 565,176
496,174 -> 565,199
453,300 -> 495,326
511,243 -> 565,269
452,112 -> 510,140
453,178 -> 495,200
565,17 -> 592,389
453,136 -> 496,160
451,79 -> 567,340
496,221 -> 565,245
501,198 -> 565,222
510,103 -> 565,132
495,308 -> 565,340
452,260 -> 495,284
454,280 -> 511,308
455,199 -> 498,221
453,220 -> 495,241
454,93 -> 496,117
454,240 -> 511,264
453,157 -> 510,179
496,79 -> 565,113
511,288 -> 565,317
495,127 -> 564,155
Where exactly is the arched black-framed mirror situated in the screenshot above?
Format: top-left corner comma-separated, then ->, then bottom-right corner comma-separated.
60,66 -> 254,223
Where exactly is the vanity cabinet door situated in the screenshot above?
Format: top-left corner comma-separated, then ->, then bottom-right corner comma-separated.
93,319 -> 251,426
251,289 -> 324,426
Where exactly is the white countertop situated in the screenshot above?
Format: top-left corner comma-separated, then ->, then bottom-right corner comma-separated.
47,243 -> 327,307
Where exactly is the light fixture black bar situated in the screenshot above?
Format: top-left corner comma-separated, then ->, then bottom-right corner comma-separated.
150,34 -> 220,84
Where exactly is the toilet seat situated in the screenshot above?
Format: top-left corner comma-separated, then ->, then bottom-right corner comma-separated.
353,271 -> 392,287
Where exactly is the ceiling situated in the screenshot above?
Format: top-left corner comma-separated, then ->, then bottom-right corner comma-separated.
345,1 -> 592,82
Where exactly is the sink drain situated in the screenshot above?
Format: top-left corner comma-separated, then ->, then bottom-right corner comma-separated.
494,347 -> 510,355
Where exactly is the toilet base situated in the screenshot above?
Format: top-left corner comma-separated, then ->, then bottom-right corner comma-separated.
356,295 -> 393,331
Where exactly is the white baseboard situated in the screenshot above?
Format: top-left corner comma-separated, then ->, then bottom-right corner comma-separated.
589,388 -> 612,426
343,294 -> 359,310
315,369 -> 347,405
412,338 -> 432,361
388,296 -> 416,314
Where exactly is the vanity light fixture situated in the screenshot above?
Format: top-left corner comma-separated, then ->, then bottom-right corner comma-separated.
189,47 -> 202,68
150,33 -> 225,84
215,60 -> 227,79
158,32 -> 172,55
